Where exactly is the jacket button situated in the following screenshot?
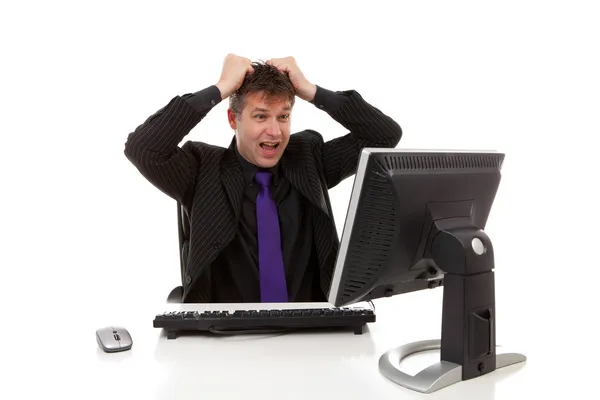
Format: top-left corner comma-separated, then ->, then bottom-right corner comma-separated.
185,275 -> 192,284
213,240 -> 221,249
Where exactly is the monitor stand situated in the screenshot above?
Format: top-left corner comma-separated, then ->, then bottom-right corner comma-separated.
378,220 -> 526,394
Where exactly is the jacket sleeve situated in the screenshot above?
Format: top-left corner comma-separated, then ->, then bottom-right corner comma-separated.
311,86 -> 402,189
124,86 -> 222,208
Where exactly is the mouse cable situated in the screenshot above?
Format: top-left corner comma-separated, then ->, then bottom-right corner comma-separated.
368,300 -> 376,312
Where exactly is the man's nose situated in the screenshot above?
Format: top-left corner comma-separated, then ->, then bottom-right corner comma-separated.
265,119 -> 282,137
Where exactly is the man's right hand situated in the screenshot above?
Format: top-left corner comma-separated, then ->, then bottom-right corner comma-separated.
215,54 -> 254,100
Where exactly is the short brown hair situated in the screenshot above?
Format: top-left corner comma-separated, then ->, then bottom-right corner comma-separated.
229,61 -> 296,116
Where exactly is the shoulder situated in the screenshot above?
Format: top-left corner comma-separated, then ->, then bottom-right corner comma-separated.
288,129 -> 324,150
182,140 -> 227,155
181,140 -> 229,167
283,130 -> 326,168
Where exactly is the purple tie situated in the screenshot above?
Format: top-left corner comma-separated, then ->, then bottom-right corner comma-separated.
254,171 -> 288,302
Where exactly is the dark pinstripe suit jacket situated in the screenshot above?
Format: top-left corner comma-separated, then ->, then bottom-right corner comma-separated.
125,89 -> 402,302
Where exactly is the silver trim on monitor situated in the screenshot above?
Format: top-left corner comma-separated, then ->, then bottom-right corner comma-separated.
327,148 -> 372,304
327,148 -> 501,305
378,339 -> 526,394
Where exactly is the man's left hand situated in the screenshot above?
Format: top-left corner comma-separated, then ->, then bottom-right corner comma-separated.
267,57 -> 317,102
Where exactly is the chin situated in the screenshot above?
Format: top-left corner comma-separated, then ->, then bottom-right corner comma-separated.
256,157 -> 280,168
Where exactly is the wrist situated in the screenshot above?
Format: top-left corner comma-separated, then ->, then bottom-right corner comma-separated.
297,82 -> 317,102
215,81 -> 233,100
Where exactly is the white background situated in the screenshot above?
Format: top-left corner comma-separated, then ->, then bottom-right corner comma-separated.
1,0 -> 598,398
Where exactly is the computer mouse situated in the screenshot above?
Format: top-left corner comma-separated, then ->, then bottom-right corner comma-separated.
96,326 -> 133,353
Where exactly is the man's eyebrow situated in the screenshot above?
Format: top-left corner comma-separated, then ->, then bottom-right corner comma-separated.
251,107 -> 292,113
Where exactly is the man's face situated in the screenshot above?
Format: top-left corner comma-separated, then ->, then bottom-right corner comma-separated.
228,91 -> 292,168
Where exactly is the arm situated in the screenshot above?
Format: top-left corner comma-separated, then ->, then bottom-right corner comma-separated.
124,53 -> 255,208
312,86 -> 402,188
123,86 -> 222,209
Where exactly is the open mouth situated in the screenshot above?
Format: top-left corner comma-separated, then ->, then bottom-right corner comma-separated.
260,142 -> 280,154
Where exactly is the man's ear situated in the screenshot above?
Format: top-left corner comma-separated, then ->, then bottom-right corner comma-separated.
227,109 -> 237,130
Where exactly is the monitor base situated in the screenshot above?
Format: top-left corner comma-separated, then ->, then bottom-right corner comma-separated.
378,339 -> 526,394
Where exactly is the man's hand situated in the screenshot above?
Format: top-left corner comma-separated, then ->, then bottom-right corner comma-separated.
215,54 -> 255,100
267,57 -> 317,102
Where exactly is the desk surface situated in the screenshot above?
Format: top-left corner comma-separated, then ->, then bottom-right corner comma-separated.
4,288 -> 592,400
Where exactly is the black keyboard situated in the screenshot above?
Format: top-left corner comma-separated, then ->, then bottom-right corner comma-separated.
154,307 -> 376,339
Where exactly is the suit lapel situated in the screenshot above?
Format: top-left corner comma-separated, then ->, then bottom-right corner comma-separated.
281,140 -> 331,220
281,138 -> 335,301
219,138 -> 260,301
220,139 -> 244,221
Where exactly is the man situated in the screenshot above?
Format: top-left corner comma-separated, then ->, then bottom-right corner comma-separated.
124,54 -> 402,303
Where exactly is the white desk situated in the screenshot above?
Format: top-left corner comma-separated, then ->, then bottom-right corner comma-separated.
0,298 -> 504,399
2,289 -> 591,399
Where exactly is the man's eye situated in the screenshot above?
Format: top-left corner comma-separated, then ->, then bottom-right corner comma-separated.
280,114 -> 290,120
254,114 -> 265,119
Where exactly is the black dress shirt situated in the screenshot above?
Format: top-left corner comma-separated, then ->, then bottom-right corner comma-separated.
182,84 -> 349,302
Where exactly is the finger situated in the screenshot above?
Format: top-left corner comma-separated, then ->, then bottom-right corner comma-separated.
268,58 -> 286,68
270,61 -> 290,73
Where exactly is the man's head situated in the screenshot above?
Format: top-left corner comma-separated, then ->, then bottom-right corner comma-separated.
227,62 -> 296,168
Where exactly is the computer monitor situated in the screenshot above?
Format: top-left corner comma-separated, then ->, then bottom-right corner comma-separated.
327,148 -> 526,394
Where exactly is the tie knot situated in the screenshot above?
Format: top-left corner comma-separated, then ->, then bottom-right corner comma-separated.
254,171 -> 273,188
